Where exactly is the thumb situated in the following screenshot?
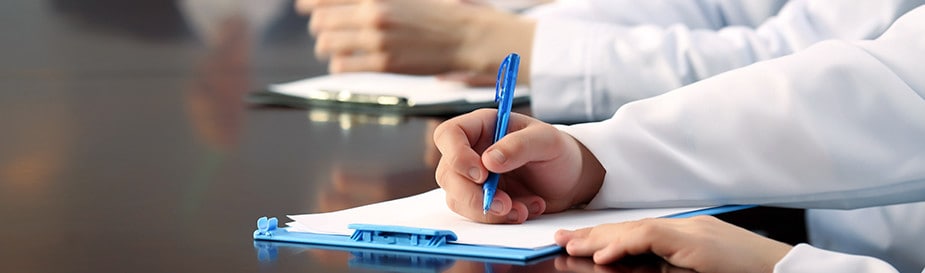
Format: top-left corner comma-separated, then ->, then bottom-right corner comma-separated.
481,120 -> 563,173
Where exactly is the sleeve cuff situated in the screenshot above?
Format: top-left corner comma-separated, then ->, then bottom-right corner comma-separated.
774,244 -> 898,273
529,19 -> 595,123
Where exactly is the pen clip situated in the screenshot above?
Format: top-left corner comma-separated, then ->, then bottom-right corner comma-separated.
494,54 -> 519,103
493,53 -> 520,142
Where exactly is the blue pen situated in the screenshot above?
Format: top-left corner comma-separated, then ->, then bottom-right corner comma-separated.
483,53 -> 520,215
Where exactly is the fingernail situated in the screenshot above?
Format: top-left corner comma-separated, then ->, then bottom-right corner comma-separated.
488,149 -> 506,165
528,201 -> 543,215
489,200 -> 503,214
555,229 -> 573,241
468,167 -> 481,182
506,210 -> 520,222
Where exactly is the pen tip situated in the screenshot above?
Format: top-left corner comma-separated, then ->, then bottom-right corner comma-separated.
483,210 -> 488,216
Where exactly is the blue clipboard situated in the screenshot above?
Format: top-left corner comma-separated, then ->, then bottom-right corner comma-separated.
252,205 -> 753,261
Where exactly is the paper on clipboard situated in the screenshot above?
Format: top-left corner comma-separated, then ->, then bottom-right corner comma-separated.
285,189 -> 711,249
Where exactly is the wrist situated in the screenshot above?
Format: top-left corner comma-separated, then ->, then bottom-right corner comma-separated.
569,134 -> 605,207
456,8 -> 536,83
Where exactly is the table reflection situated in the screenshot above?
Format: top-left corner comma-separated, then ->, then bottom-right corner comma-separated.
315,162 -> 438,213
307,109 -> 408,130
302,109 -> 443,211
254,241 -> 547,273
255,241 -> 694,273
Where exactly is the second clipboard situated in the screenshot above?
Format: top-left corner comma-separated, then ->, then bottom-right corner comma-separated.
247,72 -> 530,116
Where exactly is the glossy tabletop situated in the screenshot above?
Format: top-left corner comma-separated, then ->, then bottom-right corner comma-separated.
0,1 -> 804,272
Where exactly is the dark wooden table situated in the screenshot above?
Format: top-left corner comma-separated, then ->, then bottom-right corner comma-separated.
0,1 -> 804,272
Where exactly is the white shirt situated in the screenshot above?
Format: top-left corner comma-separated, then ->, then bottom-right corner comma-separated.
527,0 -> 923,123
557,6 -> 925,273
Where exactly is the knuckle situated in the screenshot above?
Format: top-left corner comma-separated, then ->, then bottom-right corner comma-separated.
633,219 -> 662,237
367,4 -> 392,30
473,108 -> 495,115
294,1 -> 310,14
690,215 -> 717,223
467,191 -> 483,212
328,61 -> 343,73
367,31 -> 387,51
314,34 -> 335,55
365,53 -> 389,71
435,161 -> 457,187
445,197 -> 460,213
309,10 -> 331,31
377,54 -> 400,72
308,19 -> 320,34
500,134 -> 526,157
432,124 -> 449,148
434,163 -> 447,187
440,150 -> 459,169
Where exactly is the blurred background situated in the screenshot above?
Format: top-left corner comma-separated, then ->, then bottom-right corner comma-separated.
0,1 -> 805,272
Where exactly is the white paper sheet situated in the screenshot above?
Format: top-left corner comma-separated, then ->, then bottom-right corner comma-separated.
269,72 -> 528,106
287,189 -> 707,249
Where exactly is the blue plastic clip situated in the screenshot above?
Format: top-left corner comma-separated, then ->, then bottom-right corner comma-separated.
255,216 -> 279,237
348,224 -> 458,248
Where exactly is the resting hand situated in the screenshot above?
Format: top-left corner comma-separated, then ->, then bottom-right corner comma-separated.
295,0 -> 534,83
433,109 -> 605,224
555,216 -> 793,273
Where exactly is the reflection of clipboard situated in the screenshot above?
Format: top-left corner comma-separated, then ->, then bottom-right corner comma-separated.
253,240 -> 559,273
253,190 -> 752,261
247,72 -> 530,115
253,236 -> 560,266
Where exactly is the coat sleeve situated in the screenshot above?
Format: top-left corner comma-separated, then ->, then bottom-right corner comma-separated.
530,0 -> 923,123
524,0 -> 786,28
773,244 -> 902,273
558,6 -> 925,209
806,202 -> 925,273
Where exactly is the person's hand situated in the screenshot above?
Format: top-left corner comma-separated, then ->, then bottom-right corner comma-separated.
295,0 -> 535,84
433,109 -> 605,224
555,216 -> 793,273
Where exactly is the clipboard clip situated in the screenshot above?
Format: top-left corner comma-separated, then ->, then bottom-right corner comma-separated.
255,216 -> 279,236
348,224 -> 458,248
253,217 -> 459,248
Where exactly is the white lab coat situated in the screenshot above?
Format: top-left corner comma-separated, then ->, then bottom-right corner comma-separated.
526,0 -> 923,123
806,202 -> 925,273
556,5 -> 925,273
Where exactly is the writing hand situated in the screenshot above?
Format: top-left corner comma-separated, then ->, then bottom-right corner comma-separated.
433,109 -> 604,224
